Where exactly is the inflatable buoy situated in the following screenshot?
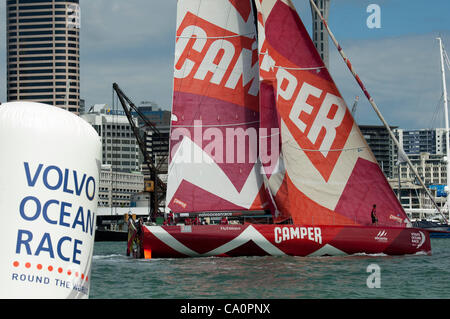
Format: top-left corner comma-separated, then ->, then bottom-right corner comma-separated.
0,102 -> 101,299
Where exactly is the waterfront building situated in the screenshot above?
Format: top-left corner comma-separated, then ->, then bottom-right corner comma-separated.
394,128 -> 447,156
391,152 -> 447,187
81,104 -> 141,173
6,0 -> 81,113
135,101 -> 171,175
139,125 -> 170,213
310,0 -> 330,68
144,125 -> 170,175
137,101 -> 171,128
389,152 -> 447,211
98,164 -> 144,208
359,125 -> 396,178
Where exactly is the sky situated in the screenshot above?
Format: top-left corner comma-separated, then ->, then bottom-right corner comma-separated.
1,0 -> 450,129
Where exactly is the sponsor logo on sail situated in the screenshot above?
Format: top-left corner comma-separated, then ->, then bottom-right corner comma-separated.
374,230 -> 388,242
411,231 -> 426,249
389,214 -> 404,224
174,12 -> 259,106
173,198 -> 187,209
260,50 -> 354,181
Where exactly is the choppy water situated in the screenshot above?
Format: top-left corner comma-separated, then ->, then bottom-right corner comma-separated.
90,239 -> 450,299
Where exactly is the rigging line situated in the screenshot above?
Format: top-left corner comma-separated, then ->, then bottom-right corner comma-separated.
428,93 -> 444,129
275,65 -> 325,71
176,32 -> 255,39
172,120 -> 260,128
443,45 -> 450,71
259,52 -> 324,70
282,140 -> 369,153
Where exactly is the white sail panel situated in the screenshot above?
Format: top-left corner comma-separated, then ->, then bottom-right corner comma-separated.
167,0 -> 269,213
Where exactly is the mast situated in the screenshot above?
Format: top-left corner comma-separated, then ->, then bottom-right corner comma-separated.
309,0 -> 448,224
438,37 -> 450,221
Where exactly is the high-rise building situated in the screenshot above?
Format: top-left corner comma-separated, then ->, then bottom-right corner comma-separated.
6,0 -> 81,113
394,128 -> 447,156
81,105 -> 141,173
359,125 -> 397,178
310,0 -> 330,68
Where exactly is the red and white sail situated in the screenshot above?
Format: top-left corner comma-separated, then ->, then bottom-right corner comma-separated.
167,0 -> 269,213
255,0 -> 408,227
136,0 -> 433,261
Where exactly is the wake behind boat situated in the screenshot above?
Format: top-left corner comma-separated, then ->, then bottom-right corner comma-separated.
128,0 -> 432,258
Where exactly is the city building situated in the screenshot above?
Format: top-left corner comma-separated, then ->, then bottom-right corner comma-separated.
389,152 -> 446,211
98,164 -> 144,208
310,0 -> 330,68
144,125 -> 170,175
81,104 -> 141,173
136,101 -> 171,176
392,152 -> 447,187
6,0 -> 81,113
394,128 -> 447,156
137,101 -> 171,128
359,125 -> 396,178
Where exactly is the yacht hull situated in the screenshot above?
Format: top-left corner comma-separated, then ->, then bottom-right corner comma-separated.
136,224 -> 431,258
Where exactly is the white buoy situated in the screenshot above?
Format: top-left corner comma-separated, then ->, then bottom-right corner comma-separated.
0,102 -> 101,299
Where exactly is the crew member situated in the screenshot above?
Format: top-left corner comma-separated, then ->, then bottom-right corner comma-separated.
371,204 -> 378,225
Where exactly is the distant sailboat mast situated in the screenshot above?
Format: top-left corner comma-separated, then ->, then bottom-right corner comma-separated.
438,37 -> 450,221
309,0 -> 448,224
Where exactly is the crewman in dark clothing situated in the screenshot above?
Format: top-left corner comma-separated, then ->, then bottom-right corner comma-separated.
371,204 -> 378,225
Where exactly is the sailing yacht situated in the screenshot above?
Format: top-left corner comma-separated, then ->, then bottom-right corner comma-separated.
412,37 -> 450,238
128,0 -> 431,258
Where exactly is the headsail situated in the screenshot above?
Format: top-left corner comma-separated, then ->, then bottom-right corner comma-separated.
167,0 -> 269,213
255,0 -> 408,227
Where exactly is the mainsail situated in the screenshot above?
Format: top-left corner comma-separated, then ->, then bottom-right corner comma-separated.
255,0 -> 408,227
166,0 -> 269,213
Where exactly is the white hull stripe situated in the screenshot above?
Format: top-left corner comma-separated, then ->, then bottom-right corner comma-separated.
146,225 -> 286,257
307,244 -> 347,257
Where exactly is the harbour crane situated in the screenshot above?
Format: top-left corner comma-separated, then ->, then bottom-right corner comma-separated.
112,83 -> 168,221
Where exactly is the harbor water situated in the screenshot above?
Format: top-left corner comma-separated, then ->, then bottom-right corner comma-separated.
90,238 -> 450,299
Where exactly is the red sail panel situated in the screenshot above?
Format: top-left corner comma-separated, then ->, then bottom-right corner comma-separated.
256,8 -> 289,223
256,0 -> 408,227
167,0 -> 269,213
